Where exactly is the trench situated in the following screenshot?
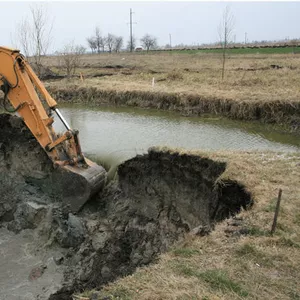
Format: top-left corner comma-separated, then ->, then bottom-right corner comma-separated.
1,113 -> 253,299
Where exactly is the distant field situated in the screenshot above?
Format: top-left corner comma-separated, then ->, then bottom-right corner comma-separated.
45,50 -> 300,104
153,46 -> 300,55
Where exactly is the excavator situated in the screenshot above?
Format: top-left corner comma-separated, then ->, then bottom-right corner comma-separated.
0,46 -> 107,212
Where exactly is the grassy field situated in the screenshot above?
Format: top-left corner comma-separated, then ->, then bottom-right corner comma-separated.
44,51 -> 300,102
152,46 -> 300,55
79,149 -> 300,300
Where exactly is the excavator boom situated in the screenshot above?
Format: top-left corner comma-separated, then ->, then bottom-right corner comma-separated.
0,46 -> 106,212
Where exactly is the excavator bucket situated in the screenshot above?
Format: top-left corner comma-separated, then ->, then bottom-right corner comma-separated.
52,158 -> 107,212
0,47 -> 107,212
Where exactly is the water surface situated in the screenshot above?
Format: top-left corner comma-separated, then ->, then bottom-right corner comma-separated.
54,104 -> 300,166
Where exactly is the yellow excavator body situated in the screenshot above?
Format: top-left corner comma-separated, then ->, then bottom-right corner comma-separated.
0,46 -> 106,212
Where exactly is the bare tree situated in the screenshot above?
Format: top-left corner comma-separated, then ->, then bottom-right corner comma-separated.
106,33 -> 116,53
218,6 -> 235,80
113,36 -> 123,52
59,42 -> 86,79
87,37 -> 97,53
126,36 -> 136,51
16,4 -> 53,76
16,19 -> 31,57
140,34 -> 157,52
95,27 -> 106,53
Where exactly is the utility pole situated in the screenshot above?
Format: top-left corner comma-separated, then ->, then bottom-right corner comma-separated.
244,32 -> 247,44
128,8 -> 137,52
169,33 -> 172,48
130,8 -> 133,52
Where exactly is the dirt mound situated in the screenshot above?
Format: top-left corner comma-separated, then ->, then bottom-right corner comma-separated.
30,63 -> 63,80
0,114 -> 253,299
0,114 -> 53,226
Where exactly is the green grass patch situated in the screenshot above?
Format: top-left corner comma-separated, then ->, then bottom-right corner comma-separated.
279,237 -> 300,248
276,222 -> 292,233
198,269 -> 249,297
236,243 -> 260,257
264,197 -> 283,213
172,247 -> 201,258
172,263 -> 249,298
288,290 -> 300,300
172,263 -> 198,277
246,225 -> 268,236
175,295 -> 200,300
235,243 -> 274,267
104,286 -> 133,300
150,46 -> 300,56
294,213 -> 300,225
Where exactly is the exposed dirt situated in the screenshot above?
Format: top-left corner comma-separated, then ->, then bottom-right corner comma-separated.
0,114 -> 253,299
30,63 -> 63,80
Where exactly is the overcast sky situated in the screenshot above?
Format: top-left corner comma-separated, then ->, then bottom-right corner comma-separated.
1,1 -> 299,52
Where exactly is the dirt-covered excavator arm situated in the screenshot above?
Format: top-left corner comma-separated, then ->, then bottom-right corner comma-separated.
0,46 -> 106,212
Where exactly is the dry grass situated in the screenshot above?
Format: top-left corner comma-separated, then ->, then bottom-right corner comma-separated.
43,52 -> 300,130
81,149 -> 300,300
44,52 -> 300,103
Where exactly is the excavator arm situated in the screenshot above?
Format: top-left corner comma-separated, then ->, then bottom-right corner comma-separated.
0,47 -> 106,212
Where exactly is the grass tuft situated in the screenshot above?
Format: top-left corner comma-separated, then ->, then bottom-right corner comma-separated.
172,263 -> 249,298
166,69 -> 184,81
294,213 -> 300,225
278,237 -> 300,248
172,263 -> 198,277
172,247 -> 201,258
246,225 -> 268,236
235,243 -> 274,266
198,269 -> 249,297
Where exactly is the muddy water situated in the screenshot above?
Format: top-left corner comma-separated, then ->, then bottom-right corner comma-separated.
54,104 -> 300,167
0,228 -> 64,300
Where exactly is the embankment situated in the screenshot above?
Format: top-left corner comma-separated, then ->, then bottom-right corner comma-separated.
0,114 -> 253,299
48,85 -> 300,132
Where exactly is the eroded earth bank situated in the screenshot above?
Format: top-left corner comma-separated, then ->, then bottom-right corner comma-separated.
0,114 -> 252,299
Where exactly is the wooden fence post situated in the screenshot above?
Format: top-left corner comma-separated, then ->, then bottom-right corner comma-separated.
270,188 -> 283,235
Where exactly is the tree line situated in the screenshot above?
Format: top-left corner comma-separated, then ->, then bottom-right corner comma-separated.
86,27 -> 158,53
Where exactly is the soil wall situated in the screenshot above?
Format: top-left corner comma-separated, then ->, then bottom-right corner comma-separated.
48,86 -> 300,132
